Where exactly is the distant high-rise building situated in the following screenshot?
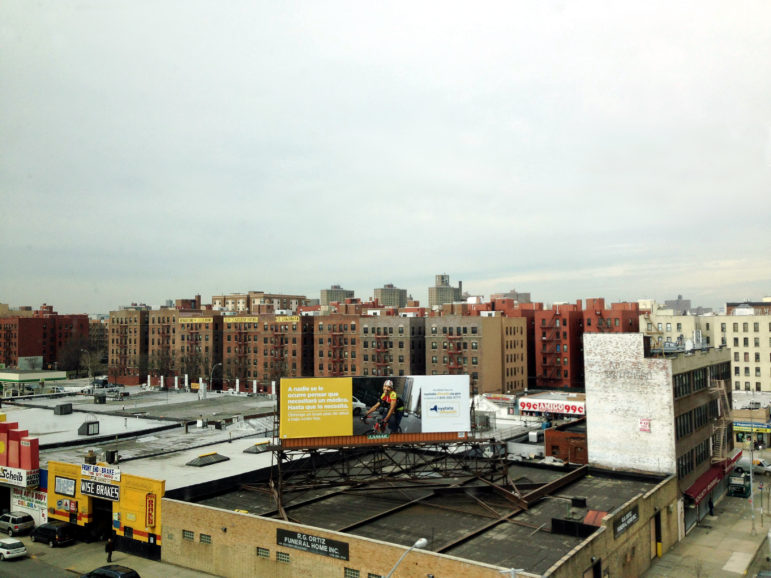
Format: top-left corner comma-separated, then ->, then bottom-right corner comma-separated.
374,284 -> 408,308
490,288 -> 531,303
428,274 -> 462,308
320,285 -> 354,307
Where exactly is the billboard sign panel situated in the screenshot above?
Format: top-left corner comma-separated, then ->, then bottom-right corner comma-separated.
280,375 -> 471,440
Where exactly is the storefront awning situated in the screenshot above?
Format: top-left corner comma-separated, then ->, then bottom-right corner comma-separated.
685,465 -> 724,505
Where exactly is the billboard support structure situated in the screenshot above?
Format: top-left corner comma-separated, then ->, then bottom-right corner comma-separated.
269,441 -> 511,496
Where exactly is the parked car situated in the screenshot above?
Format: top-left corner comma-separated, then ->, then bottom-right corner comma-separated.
352,396 -> 366,416
735,455 -> 771,475
0,538 -> 27,560
0,512 -> 34,536
30,520 -> 77,547
81,564 -> 141,578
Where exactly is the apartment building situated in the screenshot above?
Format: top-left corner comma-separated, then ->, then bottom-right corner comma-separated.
425,315 -> 527,395
108,305 -> 150,385
535,299 -> 640,389
147,307 -> 180,385
585,333 -> 734,532
320,285 -> 354,307
360,317 -> 425,378
173,313 -> 224,387
314,314 -> 361,377
373,284 -> 408,308
641,299 -> 771,392
534,302 -> 584,388
221,313 -> 314,390
246,291 -> 310,314
0,306 -> 89,370
428,274 -> 462,308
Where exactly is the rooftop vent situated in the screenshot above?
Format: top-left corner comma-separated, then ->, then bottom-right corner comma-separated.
54,403 -> 72,415
244,442 -> 271,454
186,452 -> 230,467
78,420 -> 100,436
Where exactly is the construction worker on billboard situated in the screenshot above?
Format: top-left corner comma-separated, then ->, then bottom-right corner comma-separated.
362,379 -> 404,433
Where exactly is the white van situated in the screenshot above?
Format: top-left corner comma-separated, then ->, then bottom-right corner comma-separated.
735,455 -> 771,475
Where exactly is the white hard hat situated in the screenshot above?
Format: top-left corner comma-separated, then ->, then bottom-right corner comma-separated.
384,379 -> 393,387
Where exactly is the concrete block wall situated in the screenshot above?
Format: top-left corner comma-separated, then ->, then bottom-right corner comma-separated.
161,498 -> 509,578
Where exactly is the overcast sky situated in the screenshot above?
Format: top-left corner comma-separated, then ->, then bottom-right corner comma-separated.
2,1 -> 770,315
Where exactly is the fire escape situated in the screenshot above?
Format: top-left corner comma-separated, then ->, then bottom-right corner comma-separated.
271,324 -> 287,384
374,333 -> 389,377
710,378 -> 731,463
330,328 -> 344,377
446,331 -> 463,375
540,316 -> 562,383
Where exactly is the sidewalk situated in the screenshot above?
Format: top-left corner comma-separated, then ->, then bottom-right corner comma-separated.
646,453 -> 771,577
20,535 -> 217,578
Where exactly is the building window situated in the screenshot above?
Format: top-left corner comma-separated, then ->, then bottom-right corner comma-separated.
257,547 -> 270,558
344,569 -> 360,578
276,551 -> 290,563
182,530 -> 194,541
200,534 -> 212,544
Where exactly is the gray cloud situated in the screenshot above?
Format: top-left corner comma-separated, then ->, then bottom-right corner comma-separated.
2,1 -> 770,313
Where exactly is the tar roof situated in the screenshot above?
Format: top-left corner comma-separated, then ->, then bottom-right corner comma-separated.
197,448 -> 663,575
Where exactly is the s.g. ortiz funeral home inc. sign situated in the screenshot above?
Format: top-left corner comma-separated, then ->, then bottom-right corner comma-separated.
277,529 -> 349,561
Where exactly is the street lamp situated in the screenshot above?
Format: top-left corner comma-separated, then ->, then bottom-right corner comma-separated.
385,538 -> 428,578
210,362 -> 223,392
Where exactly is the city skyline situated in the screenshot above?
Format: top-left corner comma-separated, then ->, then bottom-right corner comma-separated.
2,2 -> 770,315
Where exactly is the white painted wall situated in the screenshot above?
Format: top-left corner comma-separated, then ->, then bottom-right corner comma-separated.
584,333 -> 677,474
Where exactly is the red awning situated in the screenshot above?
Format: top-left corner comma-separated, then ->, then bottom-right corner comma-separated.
723,449 -> 742,472
685,465 -> 724,505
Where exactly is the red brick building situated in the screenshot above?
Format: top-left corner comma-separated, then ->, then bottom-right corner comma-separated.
360,317 -> 426,378
545,418 -> 588,464
535,299 -> 640,389
0,305 -> 88,370
221,313 -> 315,391
108,306 -> 150,385
314,314 -> 361,377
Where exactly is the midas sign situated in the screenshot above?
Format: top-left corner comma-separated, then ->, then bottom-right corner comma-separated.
280,378 -> 353,439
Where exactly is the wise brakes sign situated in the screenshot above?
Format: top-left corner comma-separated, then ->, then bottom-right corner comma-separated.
80,479 -> 120,501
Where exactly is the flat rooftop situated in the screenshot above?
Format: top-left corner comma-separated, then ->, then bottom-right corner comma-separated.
195,448 -> 664,575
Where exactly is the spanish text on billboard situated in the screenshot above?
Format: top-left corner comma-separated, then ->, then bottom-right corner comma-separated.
279,375 -> 471,440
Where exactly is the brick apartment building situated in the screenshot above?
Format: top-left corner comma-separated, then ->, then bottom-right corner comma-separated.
108,305 -> 150,385
314,314 -> 361,377
360,316 -> 426,377
221,313 -> 315,390
0,305 -> 88,370
212,291 -> 310,314
535,299 -> 640,389
425,315 -> 527,395
373,284 -> 408,308
174,314 -> 224,387
641,298 -> 771,392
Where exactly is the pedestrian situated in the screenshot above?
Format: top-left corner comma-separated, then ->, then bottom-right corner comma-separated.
708,497 -> 714,517
106,537 -> 114,562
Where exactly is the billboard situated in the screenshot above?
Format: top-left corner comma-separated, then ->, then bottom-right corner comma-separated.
279,375 -> 471,441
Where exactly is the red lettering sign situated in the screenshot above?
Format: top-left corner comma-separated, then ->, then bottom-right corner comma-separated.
146,493 -> 156,527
